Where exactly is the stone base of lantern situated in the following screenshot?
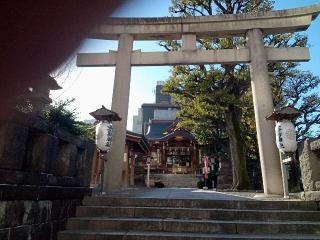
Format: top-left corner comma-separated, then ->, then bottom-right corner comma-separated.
300,191 -> 320,201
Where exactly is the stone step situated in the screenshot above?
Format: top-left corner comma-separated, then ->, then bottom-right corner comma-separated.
76,206 -> 320,221
58,230 -> 320,240
83,197 -> 319,210
60,196 -> 320,239
66,217 -> 320,234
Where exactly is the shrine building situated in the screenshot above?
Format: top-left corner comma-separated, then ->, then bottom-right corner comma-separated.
145,119 -> 199,175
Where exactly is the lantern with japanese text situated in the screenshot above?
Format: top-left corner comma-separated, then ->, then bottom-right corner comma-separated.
266,106 -> 301,154
275,120 -> 297,153
90,105 -> 121,153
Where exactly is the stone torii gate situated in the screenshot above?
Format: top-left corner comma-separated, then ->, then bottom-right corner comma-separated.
77,4 -> 320,195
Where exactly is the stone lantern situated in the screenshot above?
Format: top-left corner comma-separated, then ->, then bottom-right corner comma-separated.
266,105 -> 302,198
17,75 -> 61,116
31,75 -> 61,115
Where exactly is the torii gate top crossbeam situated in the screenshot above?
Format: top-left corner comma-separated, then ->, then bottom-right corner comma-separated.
90,4 -> 320,40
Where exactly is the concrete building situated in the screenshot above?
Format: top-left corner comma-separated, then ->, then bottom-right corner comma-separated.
132,108 -> 142,134
142,103 -> 178,134
155,81 -> 171,103
132,81 -> 178,134
140,81 -> 179,134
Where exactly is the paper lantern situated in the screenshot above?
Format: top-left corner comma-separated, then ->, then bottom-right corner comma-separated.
275,120 -> 297,153
95,121 -> 113,152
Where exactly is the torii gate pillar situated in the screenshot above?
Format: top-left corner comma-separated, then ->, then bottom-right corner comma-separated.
248,29 -> 283,195
104,34 -> 133,193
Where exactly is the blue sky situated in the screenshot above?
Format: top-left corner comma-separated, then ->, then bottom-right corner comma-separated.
51,0 -> 320,130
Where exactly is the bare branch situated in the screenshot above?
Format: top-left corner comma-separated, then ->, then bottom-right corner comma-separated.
213,0 -> 228,13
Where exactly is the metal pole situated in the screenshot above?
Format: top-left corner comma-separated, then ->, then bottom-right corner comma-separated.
99,170 -> 103,195
100,153 -> 108,195
279,153 -> 290,199
147,163 -> 150,187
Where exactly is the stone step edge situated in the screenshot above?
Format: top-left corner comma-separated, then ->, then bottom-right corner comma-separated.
77,205 -> 320,213
68,217 -> 320,225
83,197 -> 319,210
58,230 -> 320,239
84,196 -> 308,203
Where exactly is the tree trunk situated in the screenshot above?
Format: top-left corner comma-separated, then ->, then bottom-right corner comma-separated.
224,105 -> 251,190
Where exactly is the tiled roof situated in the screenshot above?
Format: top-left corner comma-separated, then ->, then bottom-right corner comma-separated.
126,130 -> 150,153
145,120 -> 174,140
145,120 -> 195,142
158,129 -> 195,142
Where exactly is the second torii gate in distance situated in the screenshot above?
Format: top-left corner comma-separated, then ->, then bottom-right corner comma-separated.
77,4 -> 320,195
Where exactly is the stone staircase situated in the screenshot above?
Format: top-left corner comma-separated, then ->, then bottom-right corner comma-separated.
58,196 -> 320,239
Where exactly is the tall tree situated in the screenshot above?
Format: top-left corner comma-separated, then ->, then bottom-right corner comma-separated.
272,69 -> 320,139
161,0 -> 319,189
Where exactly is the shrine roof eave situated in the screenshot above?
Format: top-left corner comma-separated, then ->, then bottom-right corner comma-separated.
89,4 -> 320,40
145,121 -> 174,140
149,129 -> 196,143
126,130 -> 150,153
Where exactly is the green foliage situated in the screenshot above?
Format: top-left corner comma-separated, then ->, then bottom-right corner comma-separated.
169,0 -> 274,16
154,181 -> 165,188
44,98 -> 95,140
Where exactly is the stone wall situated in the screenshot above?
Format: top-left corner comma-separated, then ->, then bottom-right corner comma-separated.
0,110 -> 95,240
146,158 -> 233,189
148,174 -> 199,188
298,138 -> 320,201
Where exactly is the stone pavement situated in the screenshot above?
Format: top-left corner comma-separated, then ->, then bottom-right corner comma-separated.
101,187 -> 301,201
127,188 -> 254,200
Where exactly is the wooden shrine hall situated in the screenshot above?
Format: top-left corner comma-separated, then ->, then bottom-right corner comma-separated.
145,119 -> 199,174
